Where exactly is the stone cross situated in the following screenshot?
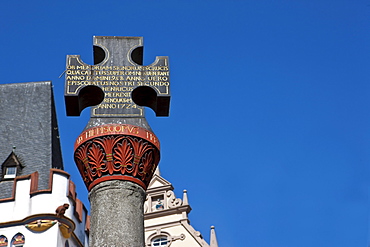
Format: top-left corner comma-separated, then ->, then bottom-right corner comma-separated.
64,36 -> 170,117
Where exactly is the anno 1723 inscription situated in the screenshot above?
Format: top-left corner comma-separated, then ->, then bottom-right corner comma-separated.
65,36 -> 170,117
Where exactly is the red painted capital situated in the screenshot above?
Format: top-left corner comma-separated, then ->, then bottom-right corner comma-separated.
74,124 -> 160,191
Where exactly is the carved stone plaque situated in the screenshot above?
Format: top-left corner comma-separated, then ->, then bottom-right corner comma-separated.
65,36 -> 170,117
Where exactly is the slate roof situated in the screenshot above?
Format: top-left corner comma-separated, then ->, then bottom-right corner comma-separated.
0,81 -> 63,199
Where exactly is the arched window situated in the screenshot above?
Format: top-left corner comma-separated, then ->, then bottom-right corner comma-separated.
152,236 -> 168,246
0,235 -> 8,247
146,230 -> 183,247
11,233 -> 25,247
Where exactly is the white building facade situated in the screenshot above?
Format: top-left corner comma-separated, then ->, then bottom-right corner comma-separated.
0,169 -> 89,247
144,169 -> 218,247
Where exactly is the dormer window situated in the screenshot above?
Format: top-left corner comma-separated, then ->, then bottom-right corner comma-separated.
4,167 -> 17,178
1,150 -> 23,180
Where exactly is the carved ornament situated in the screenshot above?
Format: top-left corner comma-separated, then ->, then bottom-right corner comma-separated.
74,124 -> 160,191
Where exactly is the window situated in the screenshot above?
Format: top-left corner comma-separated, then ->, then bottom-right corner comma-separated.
4,167 -> 17,178
0,235 -> 8,247
1,151 -> 23,180
11,233 -> 25,247
152,237 -> 168,246
146,230 -> 177,247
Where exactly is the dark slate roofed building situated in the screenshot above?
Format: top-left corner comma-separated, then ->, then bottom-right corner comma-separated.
0,81 -> 89,246
0,81 -> 63,199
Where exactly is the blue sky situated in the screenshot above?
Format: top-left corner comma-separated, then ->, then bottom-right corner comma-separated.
1,1 -> 370,246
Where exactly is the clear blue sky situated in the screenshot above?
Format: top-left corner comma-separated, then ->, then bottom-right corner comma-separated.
1,1 -> 370,246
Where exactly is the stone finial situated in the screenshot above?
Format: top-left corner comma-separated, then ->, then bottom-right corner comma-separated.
210,226 -> 219,247
182,189 -> 189,205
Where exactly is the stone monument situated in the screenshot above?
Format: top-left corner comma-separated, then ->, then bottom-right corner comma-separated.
64,36 -> 170,247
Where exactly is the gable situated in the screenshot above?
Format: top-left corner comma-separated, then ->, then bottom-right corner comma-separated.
147,174 -> 173,190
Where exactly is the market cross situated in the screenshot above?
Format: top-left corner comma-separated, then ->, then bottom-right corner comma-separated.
64,36 -> 170,117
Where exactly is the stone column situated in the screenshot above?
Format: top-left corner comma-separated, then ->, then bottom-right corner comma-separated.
65,36 -> 171,246
89,181 -> 145,247
74,124 -> 160,247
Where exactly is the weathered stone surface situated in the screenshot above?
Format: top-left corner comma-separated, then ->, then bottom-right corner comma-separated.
89,180 -> 146,247
65,36 -> 171,119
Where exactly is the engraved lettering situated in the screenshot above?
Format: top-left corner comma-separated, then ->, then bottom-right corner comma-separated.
65,38 -> 170,117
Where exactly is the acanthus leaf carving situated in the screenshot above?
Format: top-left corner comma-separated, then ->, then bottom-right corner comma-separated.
114,138 -> 133,175
95,136 -> 125,175
128,137 -> 152,177
88,143 -> 105,177
74,133 -> 160,191
74,142 -> 93,183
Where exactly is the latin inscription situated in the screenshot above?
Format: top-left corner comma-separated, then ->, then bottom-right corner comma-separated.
75,124 -> 160,150
65,64 -> 170,117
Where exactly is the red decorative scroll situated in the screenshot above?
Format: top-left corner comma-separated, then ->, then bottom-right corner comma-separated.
74,124 -> 160,191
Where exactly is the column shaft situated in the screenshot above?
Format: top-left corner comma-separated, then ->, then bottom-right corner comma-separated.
89,180 -> 146,247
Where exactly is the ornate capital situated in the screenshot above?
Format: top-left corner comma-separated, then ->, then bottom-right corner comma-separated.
74,124 -> 160,191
